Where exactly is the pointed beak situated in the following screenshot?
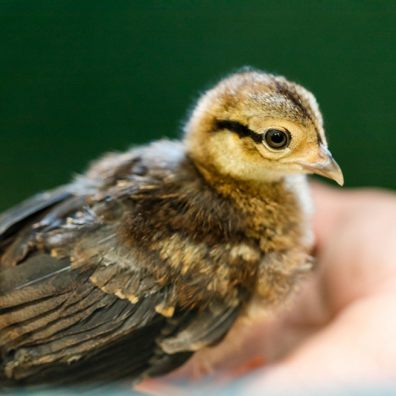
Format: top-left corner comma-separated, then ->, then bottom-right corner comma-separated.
299,145 -> 344,186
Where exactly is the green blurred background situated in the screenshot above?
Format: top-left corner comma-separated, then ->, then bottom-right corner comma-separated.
0,0 -> 395,211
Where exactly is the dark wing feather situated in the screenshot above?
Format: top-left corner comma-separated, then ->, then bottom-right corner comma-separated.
0,187 -> 72,239
1,262 -> 239,388
159,301 -> 242,354
0,254 -> 238,388
0,252 -> 191,388
0,188 -> 241,389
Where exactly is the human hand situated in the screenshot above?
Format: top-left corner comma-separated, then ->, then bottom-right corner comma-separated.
138,183 -> 396,394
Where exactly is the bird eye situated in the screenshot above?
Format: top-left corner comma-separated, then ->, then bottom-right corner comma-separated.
264,129 -> 291,150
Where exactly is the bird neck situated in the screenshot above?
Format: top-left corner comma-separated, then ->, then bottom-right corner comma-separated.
191,157 -> 287,205
186,154 -> 309,254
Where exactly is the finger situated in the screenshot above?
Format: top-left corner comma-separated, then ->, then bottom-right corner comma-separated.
241,292 -> 396,394
135,379 -> 187,396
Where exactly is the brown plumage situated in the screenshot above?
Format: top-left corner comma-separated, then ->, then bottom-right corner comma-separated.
0,69 -> 343,389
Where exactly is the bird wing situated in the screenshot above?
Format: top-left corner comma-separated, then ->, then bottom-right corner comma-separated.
0,179 -> 242,387
0,186 -> 72,239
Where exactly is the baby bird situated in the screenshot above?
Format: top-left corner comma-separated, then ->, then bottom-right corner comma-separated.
0,69 -> 342,389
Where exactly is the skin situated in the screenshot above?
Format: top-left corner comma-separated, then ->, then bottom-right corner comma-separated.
138,183 -> 396,394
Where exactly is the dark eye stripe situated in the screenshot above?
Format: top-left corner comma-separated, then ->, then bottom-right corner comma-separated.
213,120 -> 263,143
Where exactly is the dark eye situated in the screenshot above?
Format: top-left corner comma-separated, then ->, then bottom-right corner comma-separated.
264,129 -> 291,149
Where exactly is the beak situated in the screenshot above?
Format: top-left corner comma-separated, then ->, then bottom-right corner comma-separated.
299,145 -> 344,186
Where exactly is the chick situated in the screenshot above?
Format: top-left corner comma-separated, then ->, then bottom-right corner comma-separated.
0,69 -> 342,388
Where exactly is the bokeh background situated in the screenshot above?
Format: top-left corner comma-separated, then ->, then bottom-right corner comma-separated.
1,0 -> 395,211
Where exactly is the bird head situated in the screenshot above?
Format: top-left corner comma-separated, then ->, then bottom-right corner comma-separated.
184,69 -> 343,186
